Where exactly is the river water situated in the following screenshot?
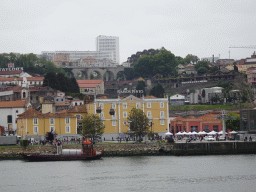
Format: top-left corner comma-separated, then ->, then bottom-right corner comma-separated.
1,155 -> 256,192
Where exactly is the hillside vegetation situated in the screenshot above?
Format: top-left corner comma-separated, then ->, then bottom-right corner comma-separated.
170,103 -> 252,111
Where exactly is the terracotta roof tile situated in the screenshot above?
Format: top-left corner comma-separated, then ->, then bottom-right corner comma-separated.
68,105 -> 87,113
77,80 -> 103,84
0,100 -> 26,108
18,107 -> 76,118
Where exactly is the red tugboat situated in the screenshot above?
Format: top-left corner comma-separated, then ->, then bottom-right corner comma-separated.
22,137 -> 103,161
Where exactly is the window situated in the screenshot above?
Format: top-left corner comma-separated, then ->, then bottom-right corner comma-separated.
48,104 -> 51,108
56,99 -> 58,101
7,115 -> 12,123
112,120 -> 116,126
136,103 -> 140,108
43,104 -> 46,108
33,118 -> 38,125
123,103 -> 127,109
147,102 -> 151,108
124,120 -> 127,125
65,126 -> 70,133
191,126 -> 198,132
123,111 -> 127,118
213,125 -> 219,132
16,110 -> 18,113
100,112 -> 104,118
65,118 -> 70,124
160,120 -> 165,125
50,118 -> 54,125
111,103 -> 116,109
99,103 -> 104,109
203,125 -> 210,132
33,126 -> 38,134
76,114 -> 83,120
160,111 -> 164,117
160,102 -> 164,108
147,111 -> 151,117
50,126 -> 55,132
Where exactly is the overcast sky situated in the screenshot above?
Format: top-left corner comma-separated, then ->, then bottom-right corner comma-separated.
1,0 -> 256,63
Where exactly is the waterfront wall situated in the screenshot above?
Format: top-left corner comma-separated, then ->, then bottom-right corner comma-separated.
0,136 -> 17,145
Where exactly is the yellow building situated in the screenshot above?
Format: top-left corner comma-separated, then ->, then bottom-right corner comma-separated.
68,105 -> 87,133
17,108 -> 77,140
86,95 -> 169,140
41,100 -> 54,114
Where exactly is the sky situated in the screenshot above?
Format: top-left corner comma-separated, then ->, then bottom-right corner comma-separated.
1,0 -> 256,64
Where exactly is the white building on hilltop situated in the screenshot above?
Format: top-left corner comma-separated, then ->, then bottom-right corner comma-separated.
96,35 -> 119,64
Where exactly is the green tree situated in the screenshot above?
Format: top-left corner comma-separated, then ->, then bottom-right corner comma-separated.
152,49 -> 178,77
134,49 -> 178,78
184,54 -> 199,64
150,83 -> 165,98
134,55 -> 155,78
136,81 -> 146,96
70,77 -> 80,93
226,113 -> 240,131
194,61 -> 211,72
43,72 -> 58,89
81,114 -> 105,140
127,108 -> 150,142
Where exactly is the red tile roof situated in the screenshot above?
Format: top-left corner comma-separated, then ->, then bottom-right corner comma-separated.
77,80 -> 103,84
68,105 -> 87,113
78,84 -> 98,88
0,100 -> 26,108
0,70 -> 23,75
55,103 -> 69,107
18,107 -> 76,118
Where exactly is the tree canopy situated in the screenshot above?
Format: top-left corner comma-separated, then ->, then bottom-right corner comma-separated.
81,114 -> 105,140
127,48 -> 163,66
0,53 -> 64,75
225,113 -> 240,131
136,81 -> 146,97
134,49 -> 178,78
127,108 -> 150,141
43,72 -> 80,93
184,54 -> 199,64
194,61 -> 211,74
149,83 -> 165,98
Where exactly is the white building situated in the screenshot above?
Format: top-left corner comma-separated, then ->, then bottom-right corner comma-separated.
96,35 -> 120,64
41,51 -> 113,62
170,94 -> 185,105
0,100 -> 29,135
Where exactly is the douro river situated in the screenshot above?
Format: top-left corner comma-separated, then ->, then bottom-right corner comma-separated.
1,155 -> 256,192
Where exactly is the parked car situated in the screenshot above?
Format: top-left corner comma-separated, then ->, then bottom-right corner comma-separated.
204,136 -> 216,141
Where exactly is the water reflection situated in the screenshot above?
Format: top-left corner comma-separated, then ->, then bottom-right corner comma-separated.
1,155 -> 256,192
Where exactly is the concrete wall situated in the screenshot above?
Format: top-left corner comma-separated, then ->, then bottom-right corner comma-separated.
0,136 -> 17,145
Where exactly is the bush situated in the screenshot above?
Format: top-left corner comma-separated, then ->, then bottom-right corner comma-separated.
20,139 -> 28,148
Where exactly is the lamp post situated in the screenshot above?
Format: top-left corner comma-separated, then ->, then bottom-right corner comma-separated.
95,106 -> 102,141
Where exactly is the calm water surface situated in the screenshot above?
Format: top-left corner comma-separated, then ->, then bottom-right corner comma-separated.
1,155 -> 256,192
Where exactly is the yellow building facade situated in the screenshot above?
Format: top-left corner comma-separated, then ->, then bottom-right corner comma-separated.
17,108 -> 77,139
86,95 -> 169,140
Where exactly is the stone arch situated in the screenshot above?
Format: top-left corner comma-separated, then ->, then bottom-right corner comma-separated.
90,70 -> 102,80
81,71 -> 89,79
105,71 -> 115,81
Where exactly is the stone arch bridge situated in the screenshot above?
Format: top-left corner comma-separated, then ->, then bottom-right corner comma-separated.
70,66 -> 129,81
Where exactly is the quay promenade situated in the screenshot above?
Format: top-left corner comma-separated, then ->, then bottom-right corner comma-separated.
1,140 -> 256,159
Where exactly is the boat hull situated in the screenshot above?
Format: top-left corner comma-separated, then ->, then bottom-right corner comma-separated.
22,153 -> 103,161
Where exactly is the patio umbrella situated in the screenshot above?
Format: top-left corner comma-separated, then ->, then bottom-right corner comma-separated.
192,131 -> 198,135
181,131 -> 187,135
229,131 -> 238,134
165,132 -> 173,136
207,131 -> 217,135
218,131 -> 228,135
176,132 -> 182,136
187,132 -> 192,135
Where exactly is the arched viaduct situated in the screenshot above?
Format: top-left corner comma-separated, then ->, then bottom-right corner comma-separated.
71,66 -> 128,81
